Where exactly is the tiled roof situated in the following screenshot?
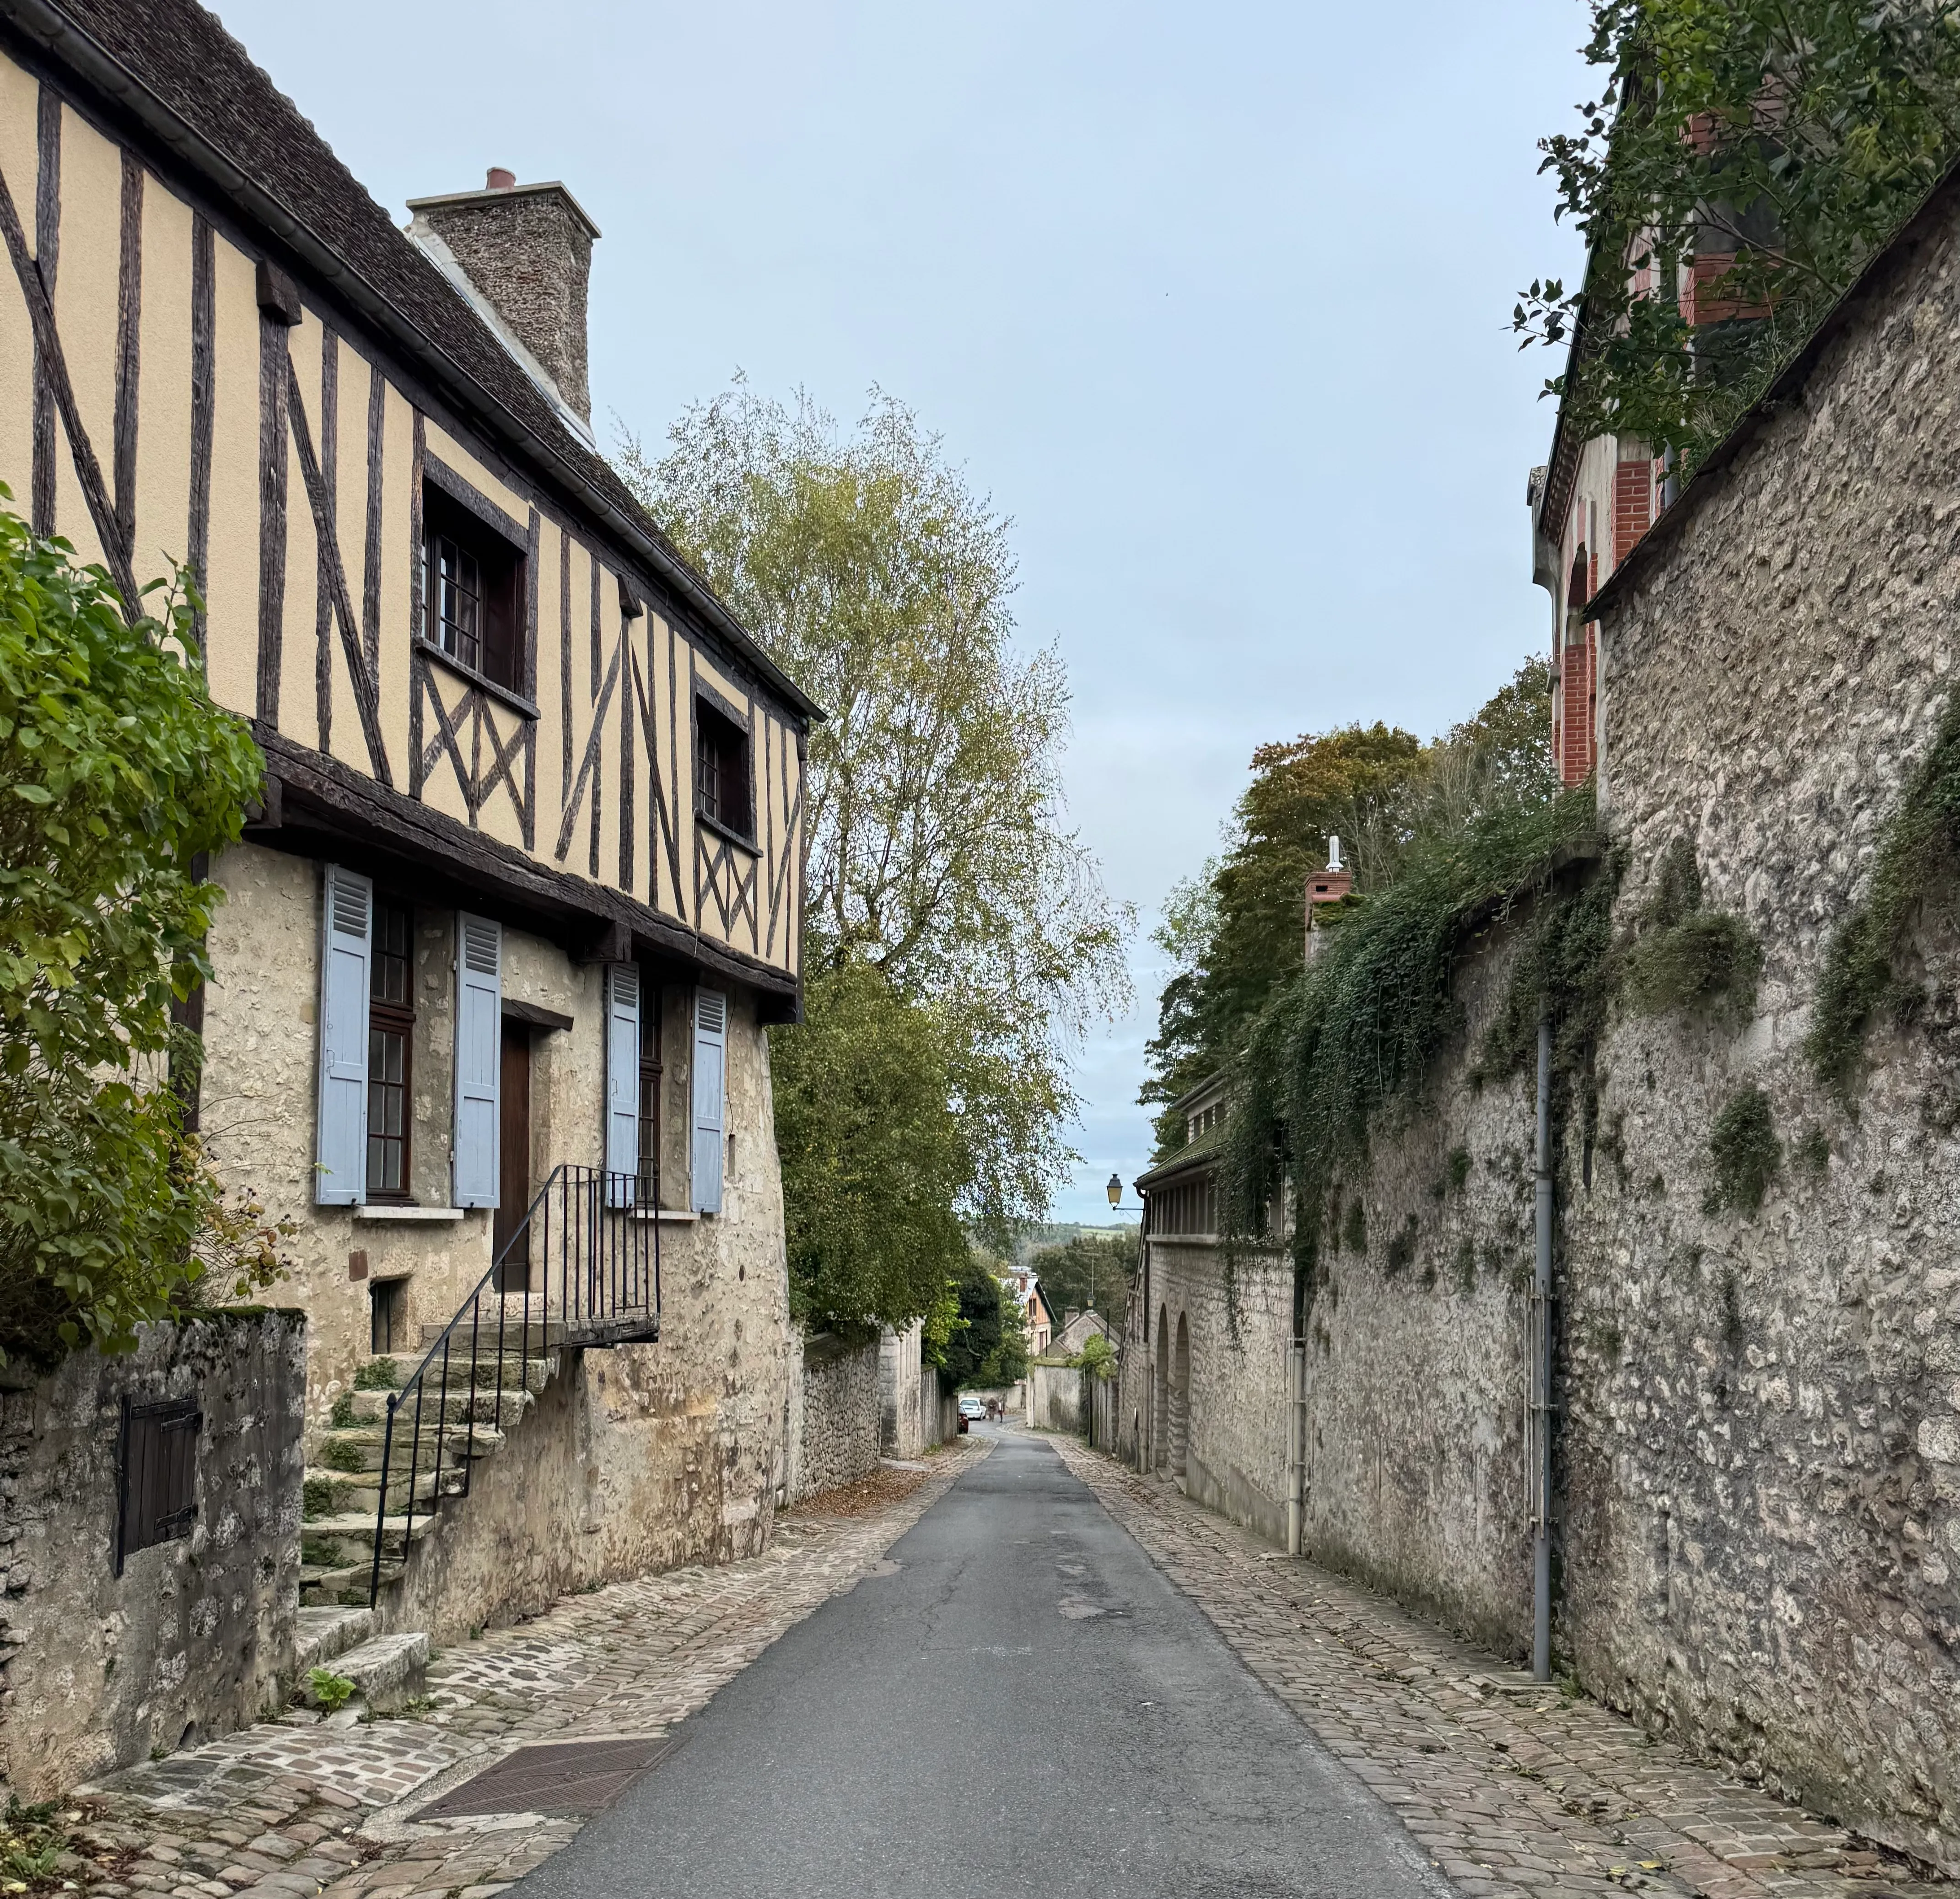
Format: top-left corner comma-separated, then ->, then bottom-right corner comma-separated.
8,0 -> 819,723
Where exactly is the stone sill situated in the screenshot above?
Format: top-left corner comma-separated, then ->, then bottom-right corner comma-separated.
355,1205 -> 469,1223
629,1208 -> 700,1223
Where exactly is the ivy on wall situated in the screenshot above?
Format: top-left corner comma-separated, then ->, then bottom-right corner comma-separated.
1806,686 -> 1960,1107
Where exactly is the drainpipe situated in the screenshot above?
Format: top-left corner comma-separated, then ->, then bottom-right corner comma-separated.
1286,1335 -> 1307,1556
1530,1009 -> 1554,1683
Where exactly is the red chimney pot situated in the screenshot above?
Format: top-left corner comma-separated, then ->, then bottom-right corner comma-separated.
486,167 -> 516,191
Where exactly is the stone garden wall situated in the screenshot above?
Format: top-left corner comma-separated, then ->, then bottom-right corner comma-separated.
0,1313 -> 306,1797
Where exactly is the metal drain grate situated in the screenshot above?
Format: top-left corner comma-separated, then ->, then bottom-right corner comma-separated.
416,1735 -> 680,1818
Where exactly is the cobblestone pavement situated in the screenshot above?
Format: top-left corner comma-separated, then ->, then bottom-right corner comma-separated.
1049,1435 -> 1946,1899
57,1442 -> 988,1899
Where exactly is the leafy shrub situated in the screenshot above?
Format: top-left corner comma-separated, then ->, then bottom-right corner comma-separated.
1626,912 -> 1761,1018
770,959 -> 969,1336
1222,784 -> 1599,1296
0,504 -> 266,1368
1705,1086 -> 1780,1217
1384,1215 -> 1418,1277
1623,839 -> 1761,1020
1072,1332 -> 1116,1381
307,1667 -> 357,1713
1806,687 -> 1960,1106
1341,1197 -> 1366,1254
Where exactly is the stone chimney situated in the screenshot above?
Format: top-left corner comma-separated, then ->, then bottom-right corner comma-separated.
406,167 -> 601,428
1304,835 -> 1355,963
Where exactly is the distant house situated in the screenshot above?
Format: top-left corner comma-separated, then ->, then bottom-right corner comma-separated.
1050,1308 -> 1110,1359
1025,1279 -> 1055,1357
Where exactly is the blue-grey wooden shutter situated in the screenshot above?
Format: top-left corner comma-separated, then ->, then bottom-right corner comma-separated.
452,912 -> 502,1208
605,963 -> 640,1205
315,864 -> 372,1205
691,987 -> 727,1214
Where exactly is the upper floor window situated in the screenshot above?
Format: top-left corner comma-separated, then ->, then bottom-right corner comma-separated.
367,896 -> 415,1200
696,696 -> 753,838
420,489 -> 524,691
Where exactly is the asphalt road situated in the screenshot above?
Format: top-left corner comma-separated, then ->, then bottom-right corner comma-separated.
516,1429 -> 1454,1899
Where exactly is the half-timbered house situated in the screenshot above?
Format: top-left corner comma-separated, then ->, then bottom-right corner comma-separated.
0,0 -> 815,1632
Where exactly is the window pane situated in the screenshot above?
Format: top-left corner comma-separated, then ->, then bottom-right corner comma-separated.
368,1024 -> 407,1193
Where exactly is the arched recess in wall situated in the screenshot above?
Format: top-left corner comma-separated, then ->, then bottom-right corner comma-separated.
1171,1312 -> 1191,1483
1154,1308 -> 1170,1475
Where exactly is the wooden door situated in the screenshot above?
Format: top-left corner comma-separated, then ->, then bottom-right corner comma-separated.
493,1020 -> 531,1288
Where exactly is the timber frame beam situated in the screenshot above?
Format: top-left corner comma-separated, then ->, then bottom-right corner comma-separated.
0,0 -> 820,733
250,726 -> 801,1021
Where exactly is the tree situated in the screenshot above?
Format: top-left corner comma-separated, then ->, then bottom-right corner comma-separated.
770,959 -> 972,1337
1514,2 -> 1960,472
939,1255 -> 1010,1388
619,386 -> 1131,1244
0,505 -> 270,1368
1143,661 -> 1553,1153
1028,1230 -> 1138,1323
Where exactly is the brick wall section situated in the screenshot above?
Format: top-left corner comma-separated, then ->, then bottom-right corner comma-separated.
1613,459 -> 1653,567
1559,633 -> 1594,785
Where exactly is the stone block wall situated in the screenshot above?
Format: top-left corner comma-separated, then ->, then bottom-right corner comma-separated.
0,1313 -> 306,1798
1139,1238 -> 1294,1548
785,1332 -> 883,1504
1029,1362 -> 1084,1435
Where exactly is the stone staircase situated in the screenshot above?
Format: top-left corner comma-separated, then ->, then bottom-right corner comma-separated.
290,1602 -> 429,1710
299,1337 -> 562,1609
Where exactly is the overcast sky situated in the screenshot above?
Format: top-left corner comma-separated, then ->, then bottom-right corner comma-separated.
215,0 -> 1591,1226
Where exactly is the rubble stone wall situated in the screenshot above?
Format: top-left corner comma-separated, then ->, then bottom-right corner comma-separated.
0,1314 -> 306,1796
1569,188 -> 1960,1870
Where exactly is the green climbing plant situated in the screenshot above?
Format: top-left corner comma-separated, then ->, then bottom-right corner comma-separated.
1805,686 -> 1960,1107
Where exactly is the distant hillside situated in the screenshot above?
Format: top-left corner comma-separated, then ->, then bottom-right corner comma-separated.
1011,1223 -> 1139,1271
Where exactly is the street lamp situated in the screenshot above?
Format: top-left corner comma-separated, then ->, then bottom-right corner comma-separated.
1106,1172 -> 1122,1208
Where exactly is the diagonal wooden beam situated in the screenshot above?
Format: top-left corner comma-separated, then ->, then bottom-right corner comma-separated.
0,153 -> 140,616
633,649 -> 685,915
555,634 -> 622,863
477,702 -> 530,815
419,668 -> 475,810
286,355 -> 392,786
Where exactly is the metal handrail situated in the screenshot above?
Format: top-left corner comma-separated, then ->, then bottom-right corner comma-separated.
368,1164 -> 661,1606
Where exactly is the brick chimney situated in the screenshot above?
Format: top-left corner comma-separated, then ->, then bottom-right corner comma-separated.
1304,835 -> 1354,963
406,167 -> 601,428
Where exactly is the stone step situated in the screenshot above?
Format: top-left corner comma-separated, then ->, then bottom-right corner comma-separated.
301,1511 -> 439,1570
315,1420 -> 507,1473
303,1464 -> 462,1518
300,1560 -> 404,1608
363,1352 -> 556,1394
413,1313 -> 651,1351
311,1631 -> 428,1711
336,1384 -> 536,1430
292,1604 -> 374,1676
